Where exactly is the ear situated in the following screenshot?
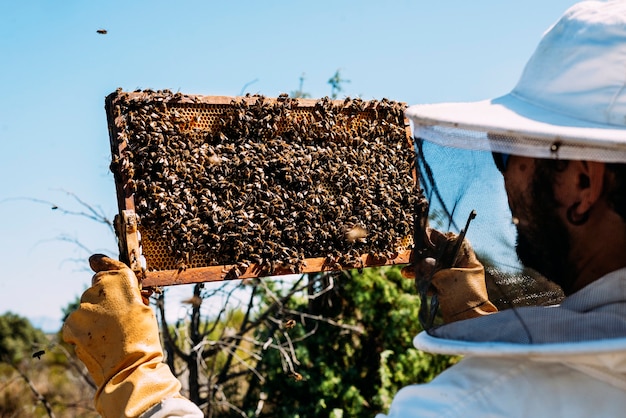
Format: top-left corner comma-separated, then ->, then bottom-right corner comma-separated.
575,161 -> 606,215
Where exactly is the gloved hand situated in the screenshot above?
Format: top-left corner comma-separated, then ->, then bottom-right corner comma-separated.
62,254 -> 184,418
403,228 -> 497,323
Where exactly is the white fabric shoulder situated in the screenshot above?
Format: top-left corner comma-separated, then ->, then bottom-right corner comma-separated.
140,397 -> 204,418
376,355 -> 626,418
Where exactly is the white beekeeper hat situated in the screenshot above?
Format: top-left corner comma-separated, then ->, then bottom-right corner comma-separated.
405,0 -> 626,163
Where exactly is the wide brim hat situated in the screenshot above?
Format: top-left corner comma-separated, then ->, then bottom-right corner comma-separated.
405,0 -> 626,163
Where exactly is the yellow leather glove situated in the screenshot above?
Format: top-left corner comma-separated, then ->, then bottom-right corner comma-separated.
62,254 -> 183,418
403,229 -> 498,324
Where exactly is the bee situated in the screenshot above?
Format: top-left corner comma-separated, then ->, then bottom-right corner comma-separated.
181,295 -> 202,308
32,350 -> 45,360
344,225 -> 368,244
207,154 -> 222,165
176,255 -> 189,274
96,28 -> 108,35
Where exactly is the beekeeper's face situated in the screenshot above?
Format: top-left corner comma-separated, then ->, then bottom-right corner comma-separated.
502,156 -> 576,293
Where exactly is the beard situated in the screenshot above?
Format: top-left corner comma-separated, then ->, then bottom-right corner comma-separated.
511,162 -> 578,294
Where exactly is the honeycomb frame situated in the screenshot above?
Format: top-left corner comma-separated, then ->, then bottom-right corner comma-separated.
105,90 -> 419,287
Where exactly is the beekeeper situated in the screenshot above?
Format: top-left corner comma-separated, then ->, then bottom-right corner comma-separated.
379,1 -> 626,417
62,1 -> 626,417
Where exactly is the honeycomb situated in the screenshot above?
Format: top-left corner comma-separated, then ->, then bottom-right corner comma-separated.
106,90 -> 419,282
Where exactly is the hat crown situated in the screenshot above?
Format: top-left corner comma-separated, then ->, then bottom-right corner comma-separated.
513,0 -> 626,127
405,0 -> 626,163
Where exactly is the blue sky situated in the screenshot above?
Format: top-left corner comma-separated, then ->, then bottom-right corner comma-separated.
0,0 -> 577,331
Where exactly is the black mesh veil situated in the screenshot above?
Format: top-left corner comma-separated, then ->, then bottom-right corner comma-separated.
413,137 -> 564,331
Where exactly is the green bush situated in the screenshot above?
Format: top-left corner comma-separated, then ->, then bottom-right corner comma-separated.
242,266 -> 458,417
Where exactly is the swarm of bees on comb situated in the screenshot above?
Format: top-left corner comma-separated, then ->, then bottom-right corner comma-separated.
106,89 -> 419,284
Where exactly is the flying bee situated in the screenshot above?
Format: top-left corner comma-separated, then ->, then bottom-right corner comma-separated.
344,225 -> 368,243
181,295 -> 203,308
207,154 -> 222,165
